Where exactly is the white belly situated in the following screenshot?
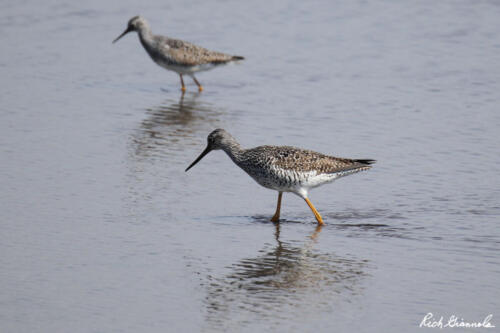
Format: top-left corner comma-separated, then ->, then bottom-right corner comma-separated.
159,62 -> 220,75
248,168 -> 339,197
301,172 -> 339,189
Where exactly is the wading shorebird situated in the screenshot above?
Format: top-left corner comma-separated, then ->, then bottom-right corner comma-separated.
185,129 -> 375,225
113,16 -> 244,92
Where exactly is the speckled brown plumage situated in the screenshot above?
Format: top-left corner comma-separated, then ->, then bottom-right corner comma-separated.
113,16 -> 244,91
187,129 -> 375,193
244,145 -> 374,175
186,129 -> 375,225
160,37 -> 244,66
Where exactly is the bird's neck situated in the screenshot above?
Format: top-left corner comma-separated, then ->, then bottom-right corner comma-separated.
137,25 -> 154,44
221,141 -> 244,164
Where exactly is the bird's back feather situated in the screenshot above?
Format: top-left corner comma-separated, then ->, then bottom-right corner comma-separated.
245,146 -> 375,175
155,36 -> 242,66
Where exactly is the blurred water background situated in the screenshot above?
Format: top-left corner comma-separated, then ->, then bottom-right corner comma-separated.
1,0 -> 499,332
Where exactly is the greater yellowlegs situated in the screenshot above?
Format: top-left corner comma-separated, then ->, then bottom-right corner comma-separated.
113,16 -> 244,92
185,129 -> 375,225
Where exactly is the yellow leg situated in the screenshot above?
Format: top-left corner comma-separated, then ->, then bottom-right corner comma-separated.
304,198 -> 324,225
192,76 -> 203,92
179,74 -> 186,92
270,192 -> 283,222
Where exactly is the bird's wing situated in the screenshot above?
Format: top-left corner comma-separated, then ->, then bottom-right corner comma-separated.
254,146 -> 374,174
160,37 -> 238,66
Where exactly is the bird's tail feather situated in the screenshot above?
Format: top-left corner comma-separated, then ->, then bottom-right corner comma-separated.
355,159 -> 376,165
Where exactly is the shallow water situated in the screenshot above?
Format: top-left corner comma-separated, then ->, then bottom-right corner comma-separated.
1,0 -> 499,332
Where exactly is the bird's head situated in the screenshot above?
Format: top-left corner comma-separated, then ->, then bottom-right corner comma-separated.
113,16 -> 149,43
185,129 -> 235,171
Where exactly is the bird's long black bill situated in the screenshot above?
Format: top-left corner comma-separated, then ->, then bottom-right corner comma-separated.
113,27 -> 131,43
185,146 -> 211,172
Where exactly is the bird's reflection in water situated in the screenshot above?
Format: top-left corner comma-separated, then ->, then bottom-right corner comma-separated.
226,225 -> 323,289
124,92 -> 224,221
204,224 -> 368,328
131,92 -> 224,159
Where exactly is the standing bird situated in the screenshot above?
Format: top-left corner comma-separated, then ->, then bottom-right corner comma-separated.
185,129 -> 375,225
113,16 -> 244,92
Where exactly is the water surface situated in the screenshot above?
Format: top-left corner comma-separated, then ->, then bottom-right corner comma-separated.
1,0 -> 499,332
